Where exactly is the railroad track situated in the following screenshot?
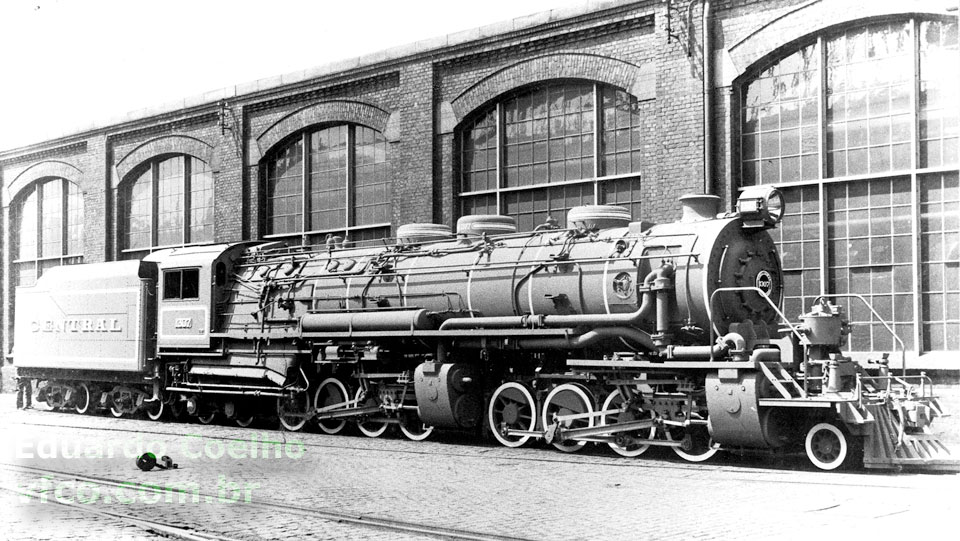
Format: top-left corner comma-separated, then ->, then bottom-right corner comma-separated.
7,411 -> 952,483
1,462 -> 534,541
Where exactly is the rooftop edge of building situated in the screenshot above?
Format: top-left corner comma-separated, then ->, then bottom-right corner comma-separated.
0,0 -> 635,157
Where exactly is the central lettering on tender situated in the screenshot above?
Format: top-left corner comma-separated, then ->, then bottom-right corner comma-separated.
30,319 -> 123,333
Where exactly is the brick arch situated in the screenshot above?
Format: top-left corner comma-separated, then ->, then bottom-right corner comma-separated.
726,0 -> 946,82
4,160 -> 83,207
255,100 -> 393,162
114,135 -> 214,187
450,53 -> 651,123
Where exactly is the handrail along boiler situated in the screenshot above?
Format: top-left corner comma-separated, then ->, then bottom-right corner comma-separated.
13,186 -> 955,470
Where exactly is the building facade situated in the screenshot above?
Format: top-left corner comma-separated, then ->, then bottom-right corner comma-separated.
2,0 -> 957,369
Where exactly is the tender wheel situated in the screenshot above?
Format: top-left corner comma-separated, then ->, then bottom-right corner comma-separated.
600,390 -> 655,458
197,411 -> 218,425
144,400 -> 165,421
355,388 -> 388,438
541,383 -> 595,453
313,378 -> 350,435
399,413 -> 434,442
488,382 -> 537,448
805,422 -> 849,471
74,383 -> 92,415
277,392 -> 310,432
235,415 -> 255,428
109,399 -> 125,418
669,419 -> 719,462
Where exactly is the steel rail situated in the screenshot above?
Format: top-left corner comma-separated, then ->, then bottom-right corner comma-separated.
0,463 -> 534,541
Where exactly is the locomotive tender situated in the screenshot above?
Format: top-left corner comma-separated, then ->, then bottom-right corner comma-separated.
13,186 -> 955,471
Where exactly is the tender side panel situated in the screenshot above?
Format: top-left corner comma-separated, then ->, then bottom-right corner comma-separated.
13,261 -> 152,372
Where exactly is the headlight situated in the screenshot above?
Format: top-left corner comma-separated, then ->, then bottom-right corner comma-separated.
737,186 -> 785,229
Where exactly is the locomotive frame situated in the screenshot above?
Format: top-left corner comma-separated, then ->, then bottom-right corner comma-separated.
13,186 -> 956,471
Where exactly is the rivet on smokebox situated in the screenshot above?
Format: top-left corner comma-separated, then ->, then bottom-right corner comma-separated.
136,452 -> 178,471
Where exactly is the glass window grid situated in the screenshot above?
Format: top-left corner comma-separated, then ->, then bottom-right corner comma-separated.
310,125 -> 348,232
602,86 -> 646,176
11,178 -> 84,264
354,125 -> 392,227
827,177 -> 915,351
459,81 -> 645,229
826,22 -> 914,178
769,185 -> 822,320
919,20 -> 960,168
9,176 -> 84,353
919,171 -> 960,351
189,160 -> 215,243
264,124 -> 391,240
741,43 -> 821,184
266,140 -> 304,235
120,155 -> 215,255
739,17 -> 960,356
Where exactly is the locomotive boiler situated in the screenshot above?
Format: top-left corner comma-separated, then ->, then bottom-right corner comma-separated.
13,186 -> 955,471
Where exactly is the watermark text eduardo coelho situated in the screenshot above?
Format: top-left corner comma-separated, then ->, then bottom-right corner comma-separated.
16,432 -> 305,461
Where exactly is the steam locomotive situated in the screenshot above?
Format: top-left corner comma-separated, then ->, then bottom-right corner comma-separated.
13,186 -> 954,471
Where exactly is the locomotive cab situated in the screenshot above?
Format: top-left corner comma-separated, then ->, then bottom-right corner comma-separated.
146,244 -> 240,349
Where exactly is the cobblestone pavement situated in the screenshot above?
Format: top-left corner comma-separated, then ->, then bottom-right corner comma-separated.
1,398 -> 957,541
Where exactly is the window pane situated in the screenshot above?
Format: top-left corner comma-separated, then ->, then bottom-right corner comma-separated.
266,138 -> 303,235
741,43 -> 820,184
310,125 -> 347,231
826,22 -> 913,177
157,156 -> 185,246
163,271 -> 182,300
827,177 -> 914,350
189,158 -> 214,243
601,86 -> 644,176
919,19 -> 960,168
354,126 -> 391,226
13,186 -> 38,260
123,168 -> 153,250
461,108 -> 498,192
599,176 -> 642,221
504,82 -> 595,185
40,179 -> 63,257
66,180 -> 84,254
181,269 -> 200,299
770,185 -> 821,316
920,171 -> 960,352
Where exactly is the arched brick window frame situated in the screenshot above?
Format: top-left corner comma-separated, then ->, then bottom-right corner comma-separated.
732,13 -> 959,360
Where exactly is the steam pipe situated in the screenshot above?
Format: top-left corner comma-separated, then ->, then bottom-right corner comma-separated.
513,326 -> 656,351
438,265 -> 672,331
665,332 -> 746,360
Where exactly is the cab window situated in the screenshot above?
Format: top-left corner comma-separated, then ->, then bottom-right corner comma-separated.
163,269 -> 200,300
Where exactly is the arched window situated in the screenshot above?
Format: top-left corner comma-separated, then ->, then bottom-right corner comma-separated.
10,177 -> 84,287
118,155 -> 214,259
458,81 -> 646,231
738,18 -> 959,356
263,123 -> 391,244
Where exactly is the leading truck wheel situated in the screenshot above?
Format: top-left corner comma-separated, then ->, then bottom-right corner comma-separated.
541,383 -> 595,453
488,382 -> 538,448
805,423 -> 848,471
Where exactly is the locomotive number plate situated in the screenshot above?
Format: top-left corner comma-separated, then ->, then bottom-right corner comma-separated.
174,318 -> 193,329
